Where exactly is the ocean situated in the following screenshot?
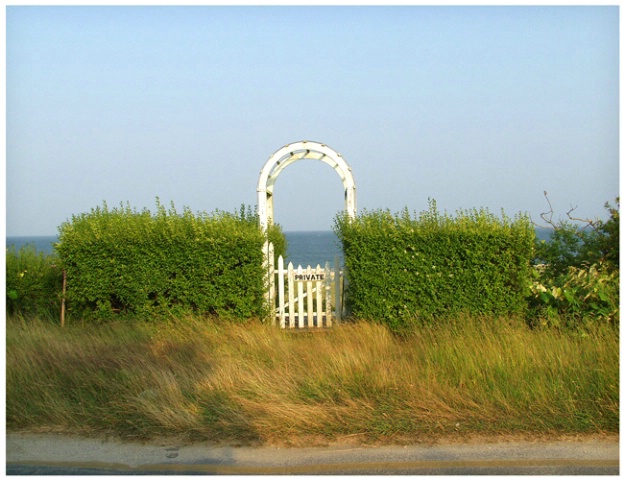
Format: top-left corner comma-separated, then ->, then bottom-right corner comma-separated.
6,228 -> 553,268
282,231 -> 343,267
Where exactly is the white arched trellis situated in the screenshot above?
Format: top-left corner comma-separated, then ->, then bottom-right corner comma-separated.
257,140 -> 356,232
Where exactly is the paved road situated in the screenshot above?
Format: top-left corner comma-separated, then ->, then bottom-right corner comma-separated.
6,433 -> 619,475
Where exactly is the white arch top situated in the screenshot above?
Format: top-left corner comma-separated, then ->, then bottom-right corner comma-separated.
257,140 -> 356,232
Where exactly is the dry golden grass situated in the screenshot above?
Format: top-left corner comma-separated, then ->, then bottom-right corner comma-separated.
6,316 -> 619,445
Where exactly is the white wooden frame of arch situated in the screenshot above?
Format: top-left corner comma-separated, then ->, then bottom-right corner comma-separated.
257,140 -> 357,233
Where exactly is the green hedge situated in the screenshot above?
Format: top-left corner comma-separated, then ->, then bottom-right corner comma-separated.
335,201 -> 535,333
56,201 -> 286,321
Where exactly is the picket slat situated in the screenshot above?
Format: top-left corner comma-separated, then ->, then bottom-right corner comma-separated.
315,264 -> 323,327
296,266 -> 304,328
306,268 -> 314,327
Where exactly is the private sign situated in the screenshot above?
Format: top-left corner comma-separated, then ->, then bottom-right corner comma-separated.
295,273 -> 325,281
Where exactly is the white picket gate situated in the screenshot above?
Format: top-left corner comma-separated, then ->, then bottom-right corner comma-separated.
263,242 -> 344,328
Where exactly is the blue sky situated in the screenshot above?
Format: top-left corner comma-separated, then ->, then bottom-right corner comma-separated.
6,6 -> 619,235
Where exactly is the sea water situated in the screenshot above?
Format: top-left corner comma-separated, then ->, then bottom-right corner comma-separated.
283,231 -> 342,267
6,236 -> 59,255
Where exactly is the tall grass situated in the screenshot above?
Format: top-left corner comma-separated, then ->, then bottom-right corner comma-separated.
6,316 -> 618,445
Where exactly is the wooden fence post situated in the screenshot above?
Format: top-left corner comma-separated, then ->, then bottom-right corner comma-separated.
60,270 -> 67,327
268,242 -> 275,324
277,255 -> 285,328
287,262 -> 294,328
335,256 -> 341,322
325,261 -> 332,328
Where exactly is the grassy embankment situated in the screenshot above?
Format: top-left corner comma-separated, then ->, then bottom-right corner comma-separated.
6,316 -> 618,445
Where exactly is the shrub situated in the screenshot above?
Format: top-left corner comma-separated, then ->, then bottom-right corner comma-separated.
529,261 -> 619,330
335,200 -> 535,333
55,200 -> 286,322
534,197 -> 619,278
6,245 -> 63,320
530,197 -> 619,330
